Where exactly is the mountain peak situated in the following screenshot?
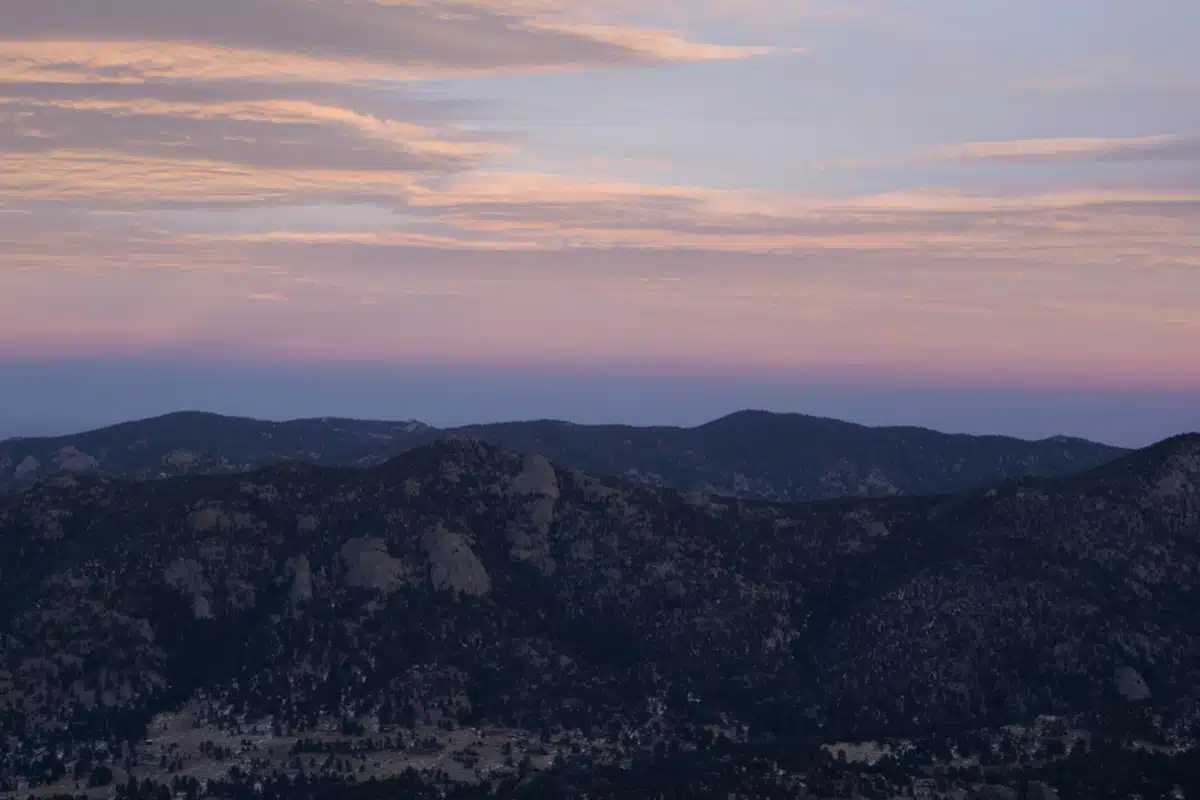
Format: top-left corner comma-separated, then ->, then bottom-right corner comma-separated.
700,408 -> 832,427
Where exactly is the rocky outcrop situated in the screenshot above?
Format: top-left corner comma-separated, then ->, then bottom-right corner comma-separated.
286,555 -> 314,609
54,446 -> 98,472
421,525 -> 490,597
163,557 -> 213,620
187,504 -> 255,535
162,449 -> 198,468
13,455 -> 39,479
1114,666 -> 1151,700
340,537 -> 408,593
506,454 -> 560,575
510,453 -> 559,499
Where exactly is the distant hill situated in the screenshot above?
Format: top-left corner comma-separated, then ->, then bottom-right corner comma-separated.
0,434 -> 1196,797
0,409 -> 1128,500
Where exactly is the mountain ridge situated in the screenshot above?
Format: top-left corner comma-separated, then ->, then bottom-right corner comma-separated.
0,408 -> 1131,502
0,407 -> 1126,447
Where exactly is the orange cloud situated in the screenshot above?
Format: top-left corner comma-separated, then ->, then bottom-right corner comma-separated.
0,0 -> 780,86
0,1 -> 785,219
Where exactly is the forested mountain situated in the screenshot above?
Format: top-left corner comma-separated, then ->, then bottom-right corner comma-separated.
0,409 -> 1127,501
1,434 -> 1196,798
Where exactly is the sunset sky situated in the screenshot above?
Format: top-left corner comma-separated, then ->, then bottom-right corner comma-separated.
1,0 -> 1198,444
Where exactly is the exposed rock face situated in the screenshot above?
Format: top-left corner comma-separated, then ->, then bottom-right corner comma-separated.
54,446 -> 98,472
510,453 -> 559,500
163,557 -> 213,620
163,449 -> 198,468
340,537 -> 407,592
286,555 -> 314,608
421,525 -> 490,597
187,504 -> 254,535
1114,666 -> 1151,700
191,596 -> 212,620
13,455 -> 39,479
506,454 -> 560,574
189,506 -> 226,534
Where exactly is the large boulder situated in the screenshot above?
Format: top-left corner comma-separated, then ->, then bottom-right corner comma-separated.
506,454 -> 560,575
1114,666 -> 1151,700
422,526 -> 491,597
340,538 -> 408,593
13,455 -> 39,479
286,555 -> 314,608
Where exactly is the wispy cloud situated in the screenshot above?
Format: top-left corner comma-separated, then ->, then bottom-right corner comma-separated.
932,134 -> 1200,164
0,0 -> 777,85
814,134 -> 1200,172
0,0 -> 784,213
11,176 -> 1198,263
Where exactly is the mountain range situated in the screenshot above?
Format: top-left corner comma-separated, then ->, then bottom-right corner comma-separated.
0,409 -> 1128,502
0,424 -> 1197,799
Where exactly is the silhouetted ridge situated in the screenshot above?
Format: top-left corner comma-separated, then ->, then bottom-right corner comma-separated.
697,408 -> 865,431
1,407 -> 1129,501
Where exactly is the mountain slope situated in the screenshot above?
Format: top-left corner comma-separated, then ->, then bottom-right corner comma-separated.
0,434 -> 1196,796
0,409 -> 1128,501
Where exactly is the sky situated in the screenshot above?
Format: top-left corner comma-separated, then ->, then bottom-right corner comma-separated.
1,0 -> 1198,446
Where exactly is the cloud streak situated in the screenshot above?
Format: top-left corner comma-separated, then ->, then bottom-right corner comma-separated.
933,134 -> 1200,164
0,0 -> 775,85
0,0 -> 785,215
819,134 -> 1200,172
